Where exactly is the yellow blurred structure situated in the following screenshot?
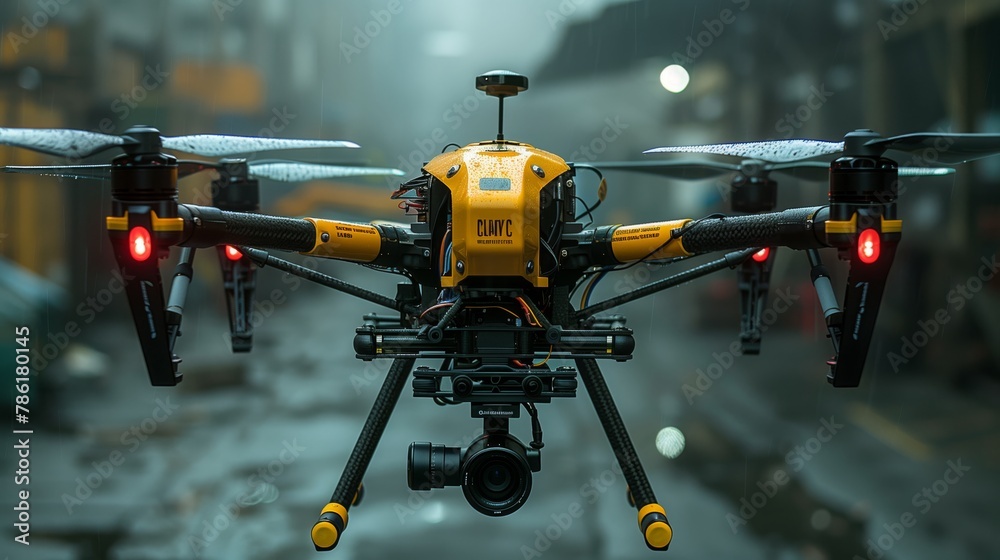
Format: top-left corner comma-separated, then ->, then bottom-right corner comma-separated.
172,62 -> 264,114
0,26 -> 70,278
273,181 -> 400,219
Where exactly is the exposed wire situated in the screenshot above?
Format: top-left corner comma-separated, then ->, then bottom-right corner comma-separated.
439,226 -> 452,275
580,267 -> 612,308
572,164 -> 606,223
419,302 -> 454,321
546,199 -> 563,247
540,239 -> 560,276
523,402 -> 544,449
513,346 -> 552,368
574,196 -> 596,229
391,176 -> 425,199
398,199 -> 425,214
533,346 -> 553,367
360,263 -> 418,292
514,297 -> 541,326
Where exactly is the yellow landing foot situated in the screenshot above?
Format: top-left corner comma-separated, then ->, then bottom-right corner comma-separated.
638,503 -> 672,550
312,503 -> 349,551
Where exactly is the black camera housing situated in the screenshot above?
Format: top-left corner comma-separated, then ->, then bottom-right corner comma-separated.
408,429 -> 541,517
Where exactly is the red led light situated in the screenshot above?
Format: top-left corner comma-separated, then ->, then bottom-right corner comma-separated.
857,229 -> 880,264
129,226 -> 152,261
225,245 -> 242,261
752,247 -> 770,263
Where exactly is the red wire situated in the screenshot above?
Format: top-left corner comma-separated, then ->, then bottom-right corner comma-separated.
419,302 -> 454,321
514,297 -> 539,326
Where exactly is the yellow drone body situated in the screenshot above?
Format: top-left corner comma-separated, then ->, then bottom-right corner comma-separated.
425,141 -> 569,288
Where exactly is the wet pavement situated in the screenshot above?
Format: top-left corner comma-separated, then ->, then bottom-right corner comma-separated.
3,258 -> 999,560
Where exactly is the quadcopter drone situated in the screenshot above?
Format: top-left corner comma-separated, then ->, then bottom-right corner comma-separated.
3,70 -> 997,553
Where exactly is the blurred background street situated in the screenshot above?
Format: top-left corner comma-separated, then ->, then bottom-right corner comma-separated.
1,1 -> 999,559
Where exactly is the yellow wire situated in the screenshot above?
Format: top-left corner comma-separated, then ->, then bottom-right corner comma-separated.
532,346 -> 553,367
580,274 -> 600,308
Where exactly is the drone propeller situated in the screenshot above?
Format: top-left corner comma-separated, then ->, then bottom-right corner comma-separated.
896,167 -> 957,177
645,131 -> 1000,165
0,128 -> 126,159
2,163 -> 113,180
0,126 -> 359,159
588,160 -> 739,180
644,140 -> 842,163
160,135 -> 358,157
2,160 -> 404,182
593,159 -> 954,182
246,161 -> 405,181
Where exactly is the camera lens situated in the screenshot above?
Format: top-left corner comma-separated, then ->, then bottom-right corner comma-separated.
480,460 -> 514,497
407,442 -> 462,491
462,445 -> 532,516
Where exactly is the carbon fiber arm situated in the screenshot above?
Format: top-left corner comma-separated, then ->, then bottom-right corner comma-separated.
677,206 -> 829,254
576,206 -> 830,268
178,204 -> 316,252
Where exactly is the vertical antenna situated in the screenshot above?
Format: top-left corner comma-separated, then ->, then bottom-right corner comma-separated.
497,97 -> 505,141
475,70 -> 528,143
